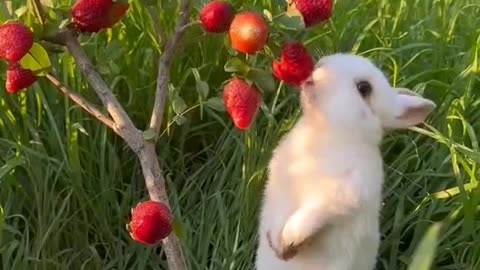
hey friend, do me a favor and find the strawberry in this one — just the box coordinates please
[105,2,130,29]
[0,22,34,62]
[229,12,269,54]
[6,63,38,94]
[290,0,333,28]
[223,78,262,130]
[72,0,129,33]
[200,1,235,33]
[273,42,314,87]
[128,201,173,245]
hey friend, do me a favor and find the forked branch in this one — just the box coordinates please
[40,1,193,269]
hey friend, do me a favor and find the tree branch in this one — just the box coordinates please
[63,31,142,146]
[149,0,192,136]
[42,5,191,269]
[45,73,117,132]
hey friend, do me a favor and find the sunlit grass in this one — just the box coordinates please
[0,0,479,269]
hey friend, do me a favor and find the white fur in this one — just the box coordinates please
[255,54,436,270]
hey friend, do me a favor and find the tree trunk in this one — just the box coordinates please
[137,142,188,270]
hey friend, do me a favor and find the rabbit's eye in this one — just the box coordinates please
[356,81,372,98]
[304,78,314,87]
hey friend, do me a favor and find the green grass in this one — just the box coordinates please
[1,0,479,269]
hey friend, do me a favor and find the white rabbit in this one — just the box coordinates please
[255,54,436,270]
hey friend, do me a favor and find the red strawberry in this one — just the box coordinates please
[0,22,34,62]
[200,1,235,33]
[290,0,333,28]
[6,63,38,94]
[128,201,173,245]
[229,12,269,54]
[72,0,129,33]
[223,78,262,130]
[105,2,130,28]
[273,42,314,87]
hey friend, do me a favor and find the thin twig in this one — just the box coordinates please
[45,73,117,132]
[149,0,192,136]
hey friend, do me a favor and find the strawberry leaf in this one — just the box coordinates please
[19,42,51,76]
[224,57,250,75]
[247,68,275,93]
[143,129,157,141]
[172,94,187,115]
[191,68,209,99]
[205,97,226,112]
[196,80,209,99]
[277,11,305,31]
[173,115,187,126]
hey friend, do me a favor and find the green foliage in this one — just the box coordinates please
[0,0,480,269]
[19,42,51,76]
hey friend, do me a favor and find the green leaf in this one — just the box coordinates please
[263,9,273,22]
[14,6,28,17]
[0,157,24,182]
[19,42,51,76]
[191,68,201,81]
[0,205,4,244]
[247,68,276,93]
[205,97,226,112]
[172,94,187,115]
[72,122,89,136]
[277,10,305,30]
[407,223,442,270]
[224,57,250,75]
[196,80,209,99]
[173,115,187,126]
[191,68,209,99]
[142,129,157,141]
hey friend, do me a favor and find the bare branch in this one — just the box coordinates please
[63,31,142,145]
[149,0,192,136]
[45,73,117,132]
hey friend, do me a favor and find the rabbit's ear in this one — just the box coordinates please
[382,88,436,129]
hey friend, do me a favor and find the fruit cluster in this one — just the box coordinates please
[0,0,129,95]
[199,0,333,130]
[0,22,37,93]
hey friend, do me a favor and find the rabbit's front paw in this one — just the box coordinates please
[266,227,313,261]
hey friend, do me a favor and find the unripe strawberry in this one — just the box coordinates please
[128,201,173,245]
[290,0,333,28]
[0,22,34,62]
[6,63,38,94]
[72,0,129,33]
[273,42,314,87]
[200,1,235,33]
[229,12,269,54]
[223,78,262,130]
